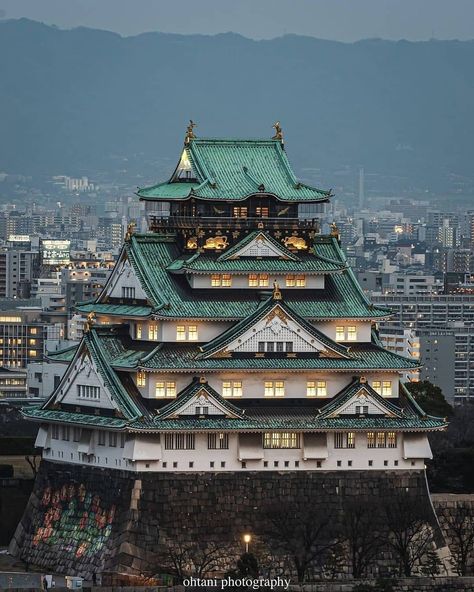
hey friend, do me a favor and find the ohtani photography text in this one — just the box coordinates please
[182,576,292,590]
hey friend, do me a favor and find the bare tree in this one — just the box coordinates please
[383,491,436,577]
[341,498,384,578]
[262,501,335,582]
[159,539,232,581]
[191,541,232,578]
[442,503,474,576]
[25,454,40,477]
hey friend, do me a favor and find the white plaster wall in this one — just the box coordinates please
[41,426,425,473]
[135,372,399,400]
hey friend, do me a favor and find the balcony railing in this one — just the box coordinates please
[148,215,320,232]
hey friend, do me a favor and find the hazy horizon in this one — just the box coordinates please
[0,0,473,42]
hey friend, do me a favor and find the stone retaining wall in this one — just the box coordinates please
[9,461,444,579]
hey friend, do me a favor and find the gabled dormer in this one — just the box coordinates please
[318,378,404,419]
[198,287,351,359]
[156,378,246,420]
[218,231,300,261]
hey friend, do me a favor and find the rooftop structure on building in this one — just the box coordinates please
[24,124,446,473]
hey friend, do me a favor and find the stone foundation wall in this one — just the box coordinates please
[10,461,443,579]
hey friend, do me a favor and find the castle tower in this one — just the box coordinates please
[12,125,446,577]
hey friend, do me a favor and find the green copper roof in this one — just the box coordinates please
[75,303,153,318]
[128,414,446,432]
[167,236,346,275]
[111,233,390,320]
[137,138,330,203]
[46,345,78,363]
[198,297,351,359]
[107,342,420,373]
[22,406,128,428]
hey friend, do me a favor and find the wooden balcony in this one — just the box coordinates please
[148,215,320,233]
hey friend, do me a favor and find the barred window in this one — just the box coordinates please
[372,381,382,395]
[109,432,117,447]
[122,286,136,299]
[51,424,59,440]
[382,381,392,397]
[61,426,70,441]
[377,432,386,448]
[73,427,81,442]
[221,274,232,287]
[387,432,397,448]
[176,326,186,341]
[188,325,198,341]
[120,433,126,448]
[286,274,296,287]
[98,431,106,446]
[164,433,195,450]
[335,326,345,341]
[208,433,229,449]
[367,432,376,448]
[77,384,100,400]
[263,432,300,449]
[295,274,306,287]
[211,274,221,287]
[334,432,355,449]
[307,380,327,397]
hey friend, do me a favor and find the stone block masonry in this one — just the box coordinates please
[10,461,442,579]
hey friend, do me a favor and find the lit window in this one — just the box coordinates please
[29,350,37,357]
[286,275,296,287]
[155,381,176,398]
[208,433,229,449]
[248,274,258,287]
[387,432,397,448]
[263,432,300,449]
[259,274,269,287]
[30,327,38,335]
[149,324,158,340]
[211,274,221,287]
[188,325,198,341]
[255,207,269,217]
[233,207,248,218]
[307,382,316,397]
[264,380,285,397]
[296,275,306,287]
[317,381,327,396]
[367,432,376,448]
[29,339,36,345]
[347,326,357,341]
[176,326,186,341]
[136,324,142,339]
[222,381,242,397]
[221,274,232,287]
[372,381,382,395]
[248,273,269,287]
[334,432,355,449]
[376,432,386,448]
[382,381,392,397]
[335,326,345,341]
[137,371,146,387]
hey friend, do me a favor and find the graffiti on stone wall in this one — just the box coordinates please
[32,482,116,559]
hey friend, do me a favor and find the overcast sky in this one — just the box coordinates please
[0,0,473,41]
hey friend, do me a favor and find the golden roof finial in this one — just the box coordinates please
[272,280,282,300]
[272,121,283,141]
[125,221,136,242]
[330,221,340,238]
[185,120,197,145]
[84,312,96,333]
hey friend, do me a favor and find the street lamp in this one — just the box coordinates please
[243,533,252,554]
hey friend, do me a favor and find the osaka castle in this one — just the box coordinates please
[24,123,446,473]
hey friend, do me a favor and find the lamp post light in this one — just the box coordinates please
[243,533,252,554]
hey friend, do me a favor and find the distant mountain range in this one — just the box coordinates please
[1,18,474,189]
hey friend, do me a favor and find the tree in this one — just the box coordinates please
[341,498,384,578]
[160,540,232,581]
[383,491,437,577]
[262,501,335,582]
[441,504,474,576]
[405,380,453,418]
